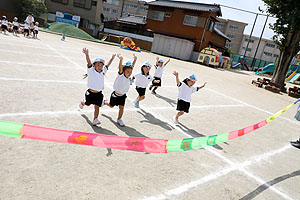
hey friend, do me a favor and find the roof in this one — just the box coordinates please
[146,0,222,16]
[117,15,147,25]
[213,27,231,41]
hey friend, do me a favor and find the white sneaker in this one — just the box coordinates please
[93,118,101,126]
[173,116,179,125]
[79,100,84,109]
[101,98,106,107]
[117,118,125,127]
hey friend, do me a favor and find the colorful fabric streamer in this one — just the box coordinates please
[0,99,299,153]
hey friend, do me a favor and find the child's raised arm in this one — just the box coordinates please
[82,48,92,67]
[106,54,116,68]
[173,71,180,86]
[165,59,170,66]
[156,57,159,65]
[197,82,207,90]
[117,54,123,74]
[132,54,137,66]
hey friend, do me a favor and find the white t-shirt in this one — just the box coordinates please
[26,16,34,24]
[34,25,38,31]
[13,21,19,26]
[2,20,8,26]
[24,23,29,29]
[113,73,131,95]
[154,64,165,78]
[133,73,153,88]
[87,65,107,92]
[178,82,198,102]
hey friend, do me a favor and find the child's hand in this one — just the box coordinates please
[111,54,116,59]
[173,71,179,77]
[156,57,159,61]
[203,82,207,86]
[117,54,123,60]
[133,54,137,60]
[154,80,160,83]
[82,48,89,55]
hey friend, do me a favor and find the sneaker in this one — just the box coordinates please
[92,118,101,126]
[133,99,139,108]
[101,98,106,107]
[149,85,153,90]
[152,90,157,95]
[79,100,84,109]
[173,116,179,125]
[117,118,125,127]
[290,139,300,149]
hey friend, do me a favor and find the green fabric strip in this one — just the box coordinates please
[0,121,23,138]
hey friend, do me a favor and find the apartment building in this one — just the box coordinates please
[215,18,247,54]
[45,0,104,28]
[239,35,280,63]
[102,0,148,21]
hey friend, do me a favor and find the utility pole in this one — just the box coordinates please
[251,15,269,70]
[243,13,258,59]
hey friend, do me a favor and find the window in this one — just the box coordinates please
[245,38,254,43]
[264,52,272,56]
[104,0,120,6]
[103,7,110,13]
[266,43,275,48]
[242,47,252,52]
[227,34,235,40]
[229,25,238,31]
[74,0,91,9]
[215,22,225,29]
[183,15,198,27]
[225,43,232,48]
[110,9,118,15]
[125,3,138,10]
[150,11,164,21]
[274,54,279,57]
[91,1,97,6]
[206,19,214,31]
[51,0,68,5]
[165,12,171,18]
[140,6,148,11]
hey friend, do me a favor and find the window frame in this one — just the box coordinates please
[183,15,198,27]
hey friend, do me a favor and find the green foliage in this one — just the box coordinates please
[17,0,47,20]
[262,0,300,48]
[222,48,231,57]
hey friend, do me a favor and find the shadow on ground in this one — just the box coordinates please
[138,108,174,131]
[239,169,300,200]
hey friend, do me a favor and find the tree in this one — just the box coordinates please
[262,0,300,91]
[17,0,47,20]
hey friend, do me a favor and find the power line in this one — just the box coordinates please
[220,4,277,19]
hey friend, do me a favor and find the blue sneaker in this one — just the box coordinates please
[133,99,139,108]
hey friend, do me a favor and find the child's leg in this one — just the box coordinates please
[104,100,114,108]
[137,95,145,102]
[118,105,124,120]
[176,111,184,120]
[94,105,100,119]
[152,86,158,93]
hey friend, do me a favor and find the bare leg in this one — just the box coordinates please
[176,111,184,120]
[94,105,100,119]
[137,96,145,102]
[104,100,114,108]
[118,105,124,120]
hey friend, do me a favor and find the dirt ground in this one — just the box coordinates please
[0,31,299,200]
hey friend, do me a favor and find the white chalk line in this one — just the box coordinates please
[205,88,300,127]
[0,77,86,84]
[0,49,83,60]
[0,60,80,70]
[141,145,293,200]
[0,104,245,118]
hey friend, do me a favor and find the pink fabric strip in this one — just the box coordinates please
[21,125,167,153]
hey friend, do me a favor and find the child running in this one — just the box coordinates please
[79,48,116,126]
[149,57,170,94]
[132,61,159,108]
[173,71,207,124]
[12,17,19,36]
[1,16,8,34]
[33,22,39,39]
[23,20,29,37]
[104,54,137,127]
